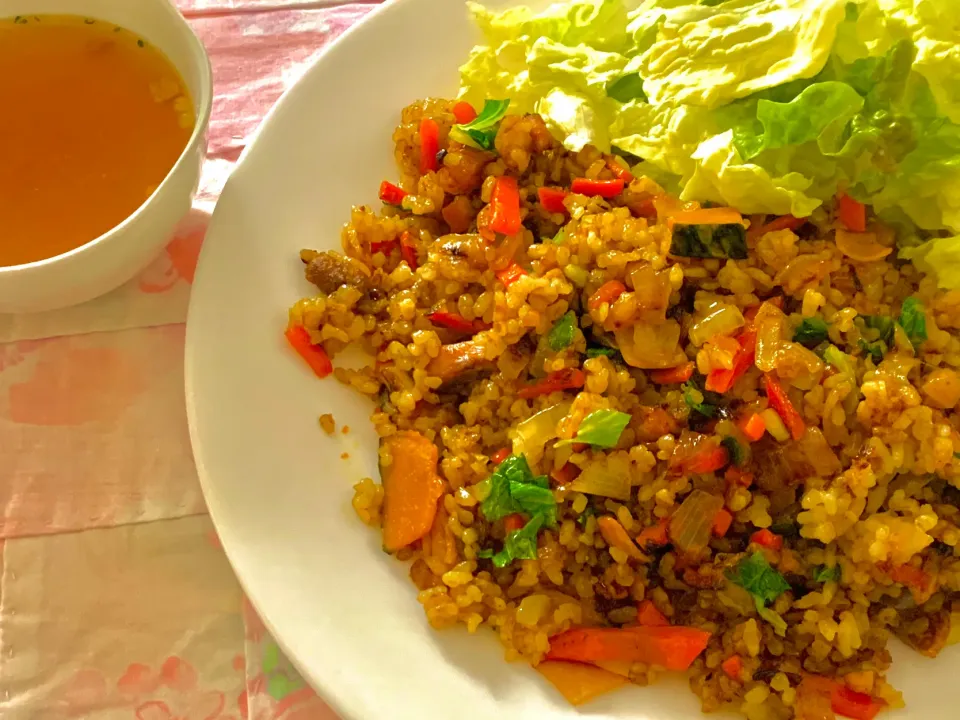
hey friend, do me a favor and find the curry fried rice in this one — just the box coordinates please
[286,97,960,719]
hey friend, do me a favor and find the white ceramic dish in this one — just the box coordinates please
[185,0,958,718]
[0,0,211,314]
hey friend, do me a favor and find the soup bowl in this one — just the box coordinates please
[0,0,212,314]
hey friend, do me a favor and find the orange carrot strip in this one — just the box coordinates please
[637,600,669,627]
[650,361,695,385]
[284,325,333,379]
[546,626,711,671]
[381,431,444,551]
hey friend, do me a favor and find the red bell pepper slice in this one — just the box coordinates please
[284,325,333,379]
[490,448,511,465]
[705,328,757,394]
[605,156,634,183]
[496,261,526,288]
[837,193,867,233]
[452,101,477,124]
[588,280,627,310]
[764,374,806,440]
[538,186,569,215]
[488,176,522,235]
[419,117,440,174]
[683,444,729,474]
[427,311,488,334]
[712,508,733,537]
[379,180,408,206]
[571,177,625,198]
[517,368,586,399]
[400,231,418,270]
[750,528,783,551]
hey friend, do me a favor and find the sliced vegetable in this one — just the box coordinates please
[721,654,743,681]
[597,515,644,560]
[669,490,725,553]
[636,518,669,548]
[637,600,669,627]
[823,345,856,379]
[746,215,806,242]
[488,176,521,235]
[451,100,477,125]
[378,180,408,206]
[491,448,510,465]
[370,238,399,255]
[548,311,577,352]
[650,362,695,385]
[705,328,756,393]
[517,368,586,399]
[380,431,444,551]
[571,178,624,198]
[760,408,790,443]
[793,317,829,347]
[588,280,627,310]
[538,186,569,214]
[802,676,887,720]
[727,552,791,623]
[491,515,543,567]
[837,194,867,233]
[764,374,805,440]
[428,311,488,334]
[670,208,744,227]
[605,156,634,183]
[546,626,711,671]
[813,564,841,583]
[419,117,440,174]
[480,454,556,527]
[512,401,572,460]
[712,508,733,538]
[739,413,766,442]
[571,457,631,501]
[750,529,783,551]
[497,261,526,288]
[671,222,748,260]
[835,229,892,262]
[400,231,418,270]
[899,296,927,347]
[536,661,627,707]
[450,98,510,151]
[568,409,631,449]
[689,304,746,347]
[550,462,580,486]
[285,325,334,379]
[860,314,895,344]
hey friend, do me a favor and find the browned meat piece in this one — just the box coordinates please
[427,341,492,382]
[631,406,681,443]
[896,608,951,658]
[304,251,369,294]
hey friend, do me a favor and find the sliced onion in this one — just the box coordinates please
[628,264,671,313]
[688,303,745,347]
[754,302,788,372]
[799,427,841,476]
[512,401,572,462]
[571,454,631,501]
[669,490,724,554]
[835,229,893,262]
[615,319,686,369]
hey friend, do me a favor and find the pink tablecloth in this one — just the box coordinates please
[0,3,379,718]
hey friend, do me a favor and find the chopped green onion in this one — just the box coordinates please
[899,296,927,347]
[606,72,647,103]
[792,317,828,347]
[450,99,510,151]
[552,227,568,244]
[547,311,577,352]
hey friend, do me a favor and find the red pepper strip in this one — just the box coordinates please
[517,368,586,399]
[546,625,711,672]
[503,513,526,533]
[636,518,669,548]
[550,462,580,485]
[750,528,783,551]
[588,280,627,310]
[637,600,669,627]
[378,180,408,206]
[491,448,510,465]
[684,444,729,474]
[496,261,526,288]
[832,686,886,720]
[400,231,418,269]
[428,311,488,334]
[419,117,440,174]
[452,101,477,124]
[764,374,806,440]
[605,156,634,183]
[488,176,522,235]
[738,412,766,442]
[721,655,743,681]
[571,177,625,198]
[538,186,569,214]
[284,325,333,379]
[837,193,867,233]
[746,214,806,242]
[712,508,733,537]
[370,239,399,255]
[705,329,757,394]
[649,362,695,385]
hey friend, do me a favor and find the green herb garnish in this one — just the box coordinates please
[813,564,841,583]
[728,551,791,620]
[480,454,556,525]
[606,73,647,103]
[793,317,828,347]
[548,311,577,352]
[899,296,927,347]
[721,436,745,466]
[450,99,510,151]
[492,515,544,567]
[670,223,748,260]
[567,409,631,449]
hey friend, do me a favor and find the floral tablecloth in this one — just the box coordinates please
[0,2,378,717]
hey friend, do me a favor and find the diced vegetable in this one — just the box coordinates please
[491,448,510,465]
[761,408,790,442]
[793,317,829,347]
[650,362,695,385]
[491,515,544,567]
[537,661,627,707]
[548,311,577,351]
[860,314,895,344]
[637,518,669,548]
[671,222,748,260]
[488,176,521,235]
[480,454,556,528]
[802,675,887,720]
[571,456,631,501]
[551,462,580,486]
[605,156,634,183]
[450,98,510,150]
[721,655,743,681]
[837,193,867,233]
[689,304,746,347]
[720,436,745,467]
[370,238,399,255]
[571,177,625,198]
[616,320,686,369]
[746,214,806,242]
[669,490,725,553]
[518,368,586,399]
[705,328,756,393]
[512,402,572,460]
[899,296,927,347]
[588,280,627,310]
[451,100,477,125]
[727,552,791,630]
[538,186,569,214]
[568,409,631,449]
[497,261,526,288]
[597,515,644,560]
[750,528,783,551]
[428,311,488,334]
[712,508,733,538]
[764,374,805,440]
[400,231,418,269]
[380,431,444,551]
[546,626,711,671]
[378,180,408,206]
[813,564,841,583]
[637,600,669,627]
[284,325,333,379]
[739,413,766,442]
[835,229,892,262]
[606,72,647,103]
[419,117,440,174]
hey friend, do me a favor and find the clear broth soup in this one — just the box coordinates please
[0,15,195,267]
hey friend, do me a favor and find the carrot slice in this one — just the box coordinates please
[837,193,867,233]
[747,215,806,242]
[496,261,527,288]
[571,178,624,198]
[588,280,627,310]
[721,654,743,681]
[488,176,521,235]
[504,513,526,533]
[738,412,766,442]
[546,626,711,671]
[650,362,695,385]
[705,329,756,394]
[517,368,586,399]
[491,448,510,465]
[750,528,783,551]
[284,325,333,379]
[419,118,440,174]
[380,431,444,552]
[712,508,733,537]
[537,661,627,707]
[636,518,669,548]
[637,600,669,627]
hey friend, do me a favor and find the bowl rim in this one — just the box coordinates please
[0,1,214,276]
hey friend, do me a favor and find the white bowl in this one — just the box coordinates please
[0,0,211,313]
[185,0,958,718]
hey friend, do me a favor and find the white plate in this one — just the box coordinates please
[185,0,958,717]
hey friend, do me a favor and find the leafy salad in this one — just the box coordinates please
[458,0,960,286]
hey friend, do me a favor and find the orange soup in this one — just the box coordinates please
[0,15,194,267]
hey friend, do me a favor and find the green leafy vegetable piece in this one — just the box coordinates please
[450,98,511,150]
[670,223,748,260]
[586,347,618,359]
[721,436,745,466]
[492,515,544,567]
[793,317,828,347]
[683,380,717,418]
[813,564,841,583]
[548,311,577,351]
[858,338,887,363]
[510,480,557,528]
[729,551,791,606]
[823,344,856,378]
[861,315,895,344]
[607,72,647,103]
[569,409,631,449]
[898,296,927,346]
[480,454,555,524]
